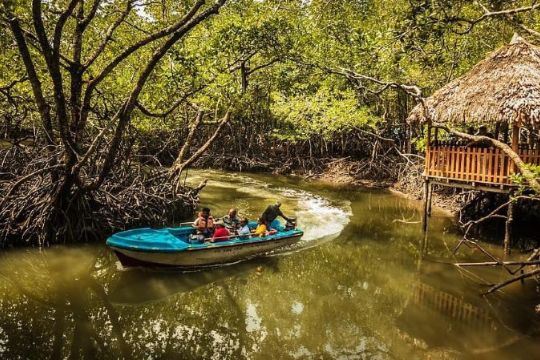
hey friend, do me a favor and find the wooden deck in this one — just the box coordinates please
[425,144,540,187]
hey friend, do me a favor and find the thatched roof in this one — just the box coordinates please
[408,34,540,129]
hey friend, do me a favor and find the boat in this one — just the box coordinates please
[106,221,303,268]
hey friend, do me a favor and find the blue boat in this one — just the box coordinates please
[107,221,303,268]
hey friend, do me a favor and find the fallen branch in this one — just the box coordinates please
[456,260,540,267]
[483,268,540,294]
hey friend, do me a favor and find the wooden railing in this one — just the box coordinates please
[425,146,540,185]
[412,282,496,329]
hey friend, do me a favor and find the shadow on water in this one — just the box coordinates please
[108,257,279,305]
[0,246,132,359]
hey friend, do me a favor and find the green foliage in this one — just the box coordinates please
[412,136,427,152]
[2,0,539,149]
[271,86,379,141]
[512,163,540,186]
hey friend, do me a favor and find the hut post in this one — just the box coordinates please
[505,116,518,256]
[511,124,519,152]
[425,123,431,177]
[427,180,433,216]
[406,124,412,154]
[504,197,515,256]
[426,123,432,148]
[422,123,432,233]
[502,122,509,144]
[422,179,431,233]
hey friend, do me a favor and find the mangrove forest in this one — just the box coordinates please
[1,0,540,359]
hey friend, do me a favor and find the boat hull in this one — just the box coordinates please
[110,233,302,268]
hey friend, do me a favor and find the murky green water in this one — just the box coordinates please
[0,170,539,359]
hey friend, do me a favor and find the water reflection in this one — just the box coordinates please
[0,247,129,359]
[0,171,538,359]
[109,258,274,305]
[397,260,540,359]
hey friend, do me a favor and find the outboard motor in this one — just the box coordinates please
[285,217,297,231]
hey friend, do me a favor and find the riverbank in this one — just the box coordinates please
[193,154,465,216]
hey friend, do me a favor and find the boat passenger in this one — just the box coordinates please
[261,202,291,228]
[212,220,230,242]
[237,218,251,239]
[252,218,267,237]
[193,207,214,238]
[223,208,240,230]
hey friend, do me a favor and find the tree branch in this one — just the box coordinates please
[174,110,204,166]
[78,0,207,135]
[87,0,228,190]
[52,0,80,57]
[83,0,134,69]
[3,5,55,146]
[483,268,540,294]
[455,1,540,35]
[32,0,77,158]
[170,110,230,181]
[80,0,102,28]
[135,85,207,118]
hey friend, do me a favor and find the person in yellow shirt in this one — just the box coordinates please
[252,218,267,237]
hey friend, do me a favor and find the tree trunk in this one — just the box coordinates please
[169,111,231,182]
[174,111,204,167]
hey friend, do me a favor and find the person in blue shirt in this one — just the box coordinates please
[237,218,251,239]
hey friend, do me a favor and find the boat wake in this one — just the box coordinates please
[188,170,352,254]
[292,193,352,242]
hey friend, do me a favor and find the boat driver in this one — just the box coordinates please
[261,202,291,231]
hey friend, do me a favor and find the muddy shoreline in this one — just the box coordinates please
[193,155,461,217]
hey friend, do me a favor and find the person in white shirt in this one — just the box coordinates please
[237,218,251,239]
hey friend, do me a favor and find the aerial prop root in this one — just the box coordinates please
[0,147,199,246]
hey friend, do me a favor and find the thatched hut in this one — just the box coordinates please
[408,34,540,190]
[409,33,540,133]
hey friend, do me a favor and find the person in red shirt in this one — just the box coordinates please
[211,220,230,242]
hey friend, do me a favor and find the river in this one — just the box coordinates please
[0,170,538,359]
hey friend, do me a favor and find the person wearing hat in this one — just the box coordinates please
[211,219,230,242]
[261,202,290,231]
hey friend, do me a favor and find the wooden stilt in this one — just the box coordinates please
[422,179,430,233]
[427,182,433,217]
[504,198,515,256]
[421,225,430,258]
